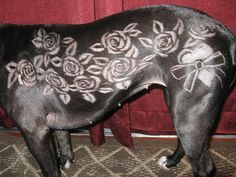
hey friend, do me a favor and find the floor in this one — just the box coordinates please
[0,132,235,177]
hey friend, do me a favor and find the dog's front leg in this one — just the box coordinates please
[159,90,185,169]
[18,121,60,177]
[55,130,74,169]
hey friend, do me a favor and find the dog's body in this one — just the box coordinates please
[0,5,235,177]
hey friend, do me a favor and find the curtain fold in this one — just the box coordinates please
[0,108,14,128]
[89,124,105,146]
[108,104,134,147]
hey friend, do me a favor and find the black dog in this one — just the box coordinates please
[0,4,235,177]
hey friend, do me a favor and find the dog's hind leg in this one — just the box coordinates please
[158,138,185,169]
[176,127,216,177]
[55,130,74,170]
[168,91,219,177]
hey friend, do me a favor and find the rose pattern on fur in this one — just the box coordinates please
[139,18,184,57]
[184,23,215,47]
[45,69,69,93]
[70,75,101,103]
[101,31,132,54]
[44,69,71,104]
[5,59,37,89]
[42,33,60,55]
[153,31,178,56]
[32,28,61,55]
[188,23,215,40]
[90,23,141,58]
[32,28,78,67]
[63,56,84,77]
[101,54,156,90]
[72,76,101,93]
[17,60,37,87]
[5,18,224,103]
[6,25,144,104]
[103,58,137,89]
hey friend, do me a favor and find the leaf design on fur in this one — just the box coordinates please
[138,62,152,70]
[62,37,75,44]
[43,54,51,67]
[90,43,105,52]
[50,56,63,67]
[68,84,78,92]
[153,20,164,34]
[82,93,96,103]
[86,65,103,75]
[93,57,109,66]
[33,55,44,68]
[32,37,43,48]
[79,53,94,65]
[5,62,18,88]
[173,18,184,35]
[128,30,142,37]
[140,54,157,62]
[37,28,46,37]
[98,87,114,93]
[65,42,77,56]
[7,72,18,89]
[59,93,71,105]
[123,23,141,37]
[138,37,153,48]
[125,45,139,58]
[124,23,138,33]
[5,61,17,72]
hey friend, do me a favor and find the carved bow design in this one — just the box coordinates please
[170,51,226,92]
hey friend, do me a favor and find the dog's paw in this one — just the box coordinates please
[60,154,73,170]
[158,156,170,170]
[63,159,71,170]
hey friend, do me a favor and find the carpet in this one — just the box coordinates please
[0,133,235,177]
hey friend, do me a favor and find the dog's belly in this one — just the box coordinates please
[45,79,166,130]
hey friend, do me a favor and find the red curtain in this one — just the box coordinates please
[0,0,236,147]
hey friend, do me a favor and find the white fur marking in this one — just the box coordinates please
[158,156,169,171]
[64,160,71,170]
[198,69,214,87]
